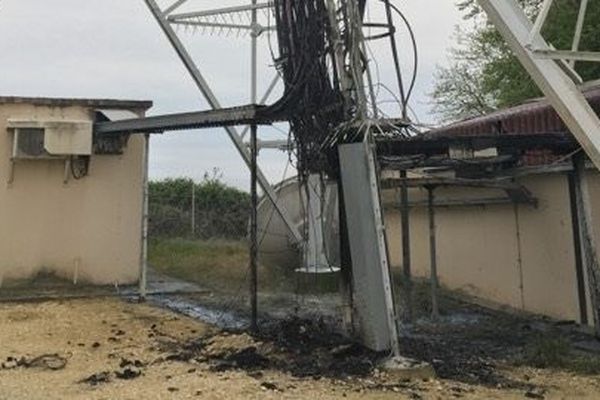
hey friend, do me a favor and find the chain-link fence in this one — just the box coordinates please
[147,173,344,326]
[149,174,250,240]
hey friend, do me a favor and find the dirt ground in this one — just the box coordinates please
[0,298,599,400]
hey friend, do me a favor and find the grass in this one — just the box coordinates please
[148,238,293,294]
[521,335,600,375]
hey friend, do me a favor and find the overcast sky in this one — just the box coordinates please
[0,0,462,189]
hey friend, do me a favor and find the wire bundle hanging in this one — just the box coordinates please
[258,0,420,178]
[263,0,348,178]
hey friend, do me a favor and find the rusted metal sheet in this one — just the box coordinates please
[430,87,600,137]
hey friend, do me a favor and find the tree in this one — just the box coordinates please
[431,0,600,122]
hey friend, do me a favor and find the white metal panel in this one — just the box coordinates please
[96,109,139,121]
[44,121,92,156]
[339,141,399,353]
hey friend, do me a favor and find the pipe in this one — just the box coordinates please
[250,124,259,332]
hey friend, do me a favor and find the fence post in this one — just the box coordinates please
[191,180,196,238]
[426,185,440,321]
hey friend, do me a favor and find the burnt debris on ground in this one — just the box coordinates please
[155,291,600,393]
[1,354,68,371]
[398,301,600,389]
[79,358,145,386]
[160,316,382,380]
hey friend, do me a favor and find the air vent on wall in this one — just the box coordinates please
[14,128,48,158]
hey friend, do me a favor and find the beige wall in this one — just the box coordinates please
[383,171,599,324]
[0,102,145,286]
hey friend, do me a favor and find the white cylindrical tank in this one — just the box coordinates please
[257,177,340,271]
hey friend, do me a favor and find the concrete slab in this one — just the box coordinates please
[381,356,436,380]
[0,268,208,302]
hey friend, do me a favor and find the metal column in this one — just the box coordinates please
[250,124,259,332]
[426,186,439,321]
[400,170,412,322]
[139,134,150,301]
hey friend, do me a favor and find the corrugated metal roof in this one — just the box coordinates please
[429,86,600,137]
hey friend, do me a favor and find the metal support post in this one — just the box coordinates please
[568,168,589,325]
[426,186,439,321]
[250,124,259,332]
[400,170,412,322]
[241,74,280,140]
[251,0,258,105]
[144,0,302,245]
[573,153,600,333]
[338,178,354,334]
[191,181,196,238]
[139,134,150,301]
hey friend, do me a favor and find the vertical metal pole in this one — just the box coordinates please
[139,134,150,301]
[568,169,589,325]
[249,0,259,332]
[427,186,439,321]
[191,181,196,238]
[338,179,354,333]
[250,124,259,332]
[251,0,258,105]
[400,170,412,322]
[573,153,600,334]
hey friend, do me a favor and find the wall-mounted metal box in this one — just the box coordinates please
[7,119,93,158]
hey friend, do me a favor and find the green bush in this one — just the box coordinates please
[149,172,250,240]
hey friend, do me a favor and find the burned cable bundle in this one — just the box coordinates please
[263,0,349,178]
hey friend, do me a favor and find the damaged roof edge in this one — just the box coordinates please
[0,96,153,111]
[429,86,600,138]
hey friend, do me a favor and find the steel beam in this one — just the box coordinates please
[144,0,302,244]
[478,0,600,169]
[170,21,255,31]
[163,0,188,16]
[532,49,600,63]
[94,105,274,134]
[168,2,272,21]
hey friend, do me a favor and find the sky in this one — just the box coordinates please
[0,0,462,189]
